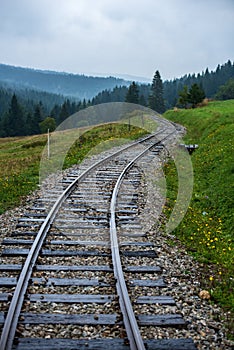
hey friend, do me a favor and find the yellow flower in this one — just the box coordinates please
[209,276,214,281]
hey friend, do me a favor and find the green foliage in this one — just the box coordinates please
[39,117,56,134]
[125,81,139,104]
[163,100,234,316]
[164,60,234,108]
[3,94,25,136]
[188,83,205,107]
[178,85,189,108]
[177,83,205,108]
[149,70,165,113]
[215,78,234,100]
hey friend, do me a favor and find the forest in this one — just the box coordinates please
[0,60,233,137]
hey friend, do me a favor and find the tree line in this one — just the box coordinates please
[0,94,90,137]
[0,60,233,137]
[90,60,234,109]
[0,71,165,137]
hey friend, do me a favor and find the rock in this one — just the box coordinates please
[199,290,211,300]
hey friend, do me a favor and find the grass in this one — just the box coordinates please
[0,134,47,214]
[163,100,234,335]
[0,122,148,214]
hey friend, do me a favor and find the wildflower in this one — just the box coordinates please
[209,276,214,281]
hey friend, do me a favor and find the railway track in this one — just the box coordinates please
[0,119,197,349]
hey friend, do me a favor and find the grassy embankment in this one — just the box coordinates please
[0,122,149,214]
[163,100,234,324]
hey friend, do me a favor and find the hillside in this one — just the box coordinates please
[0,63,128,100]
[164,100,234,315]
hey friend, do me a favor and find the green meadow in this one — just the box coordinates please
[163,100,234,332]
[0,122,147,214]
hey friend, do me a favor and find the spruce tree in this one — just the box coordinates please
[178,85,189,108]
[33,104,43,134]
[5,94,25,136]
[188,83,205,108]
[59,101,69,124]
[125,82,139,104]
[149,70,165,113]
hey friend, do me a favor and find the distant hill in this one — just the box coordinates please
[0,64,129,100]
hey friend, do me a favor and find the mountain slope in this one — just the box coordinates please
[0,64,129,100]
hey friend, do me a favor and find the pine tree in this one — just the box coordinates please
[125,82,139,104]
[33,104,43,134]
[59,101,69,124]
[25,112,35,135]
[139,94,147,106]
[5,94,25,136]
[82,99,87,109]
[188,83,205,108]
[149,71,165,113]
[177,85,189,108]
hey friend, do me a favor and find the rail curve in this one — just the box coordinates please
[0,118,196,350]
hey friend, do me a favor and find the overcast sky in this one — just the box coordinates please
[0,0,233,81]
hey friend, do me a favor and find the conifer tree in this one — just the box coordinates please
[125,82,139,104]
[59,101,70,124]
[149,70,165,113]
[33,104,43,134]
[188,83,205,108]
[178,85,189,108]
[5,94,25,136]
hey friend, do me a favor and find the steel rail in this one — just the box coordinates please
[0,122,172,350]
[109,131,175,350]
